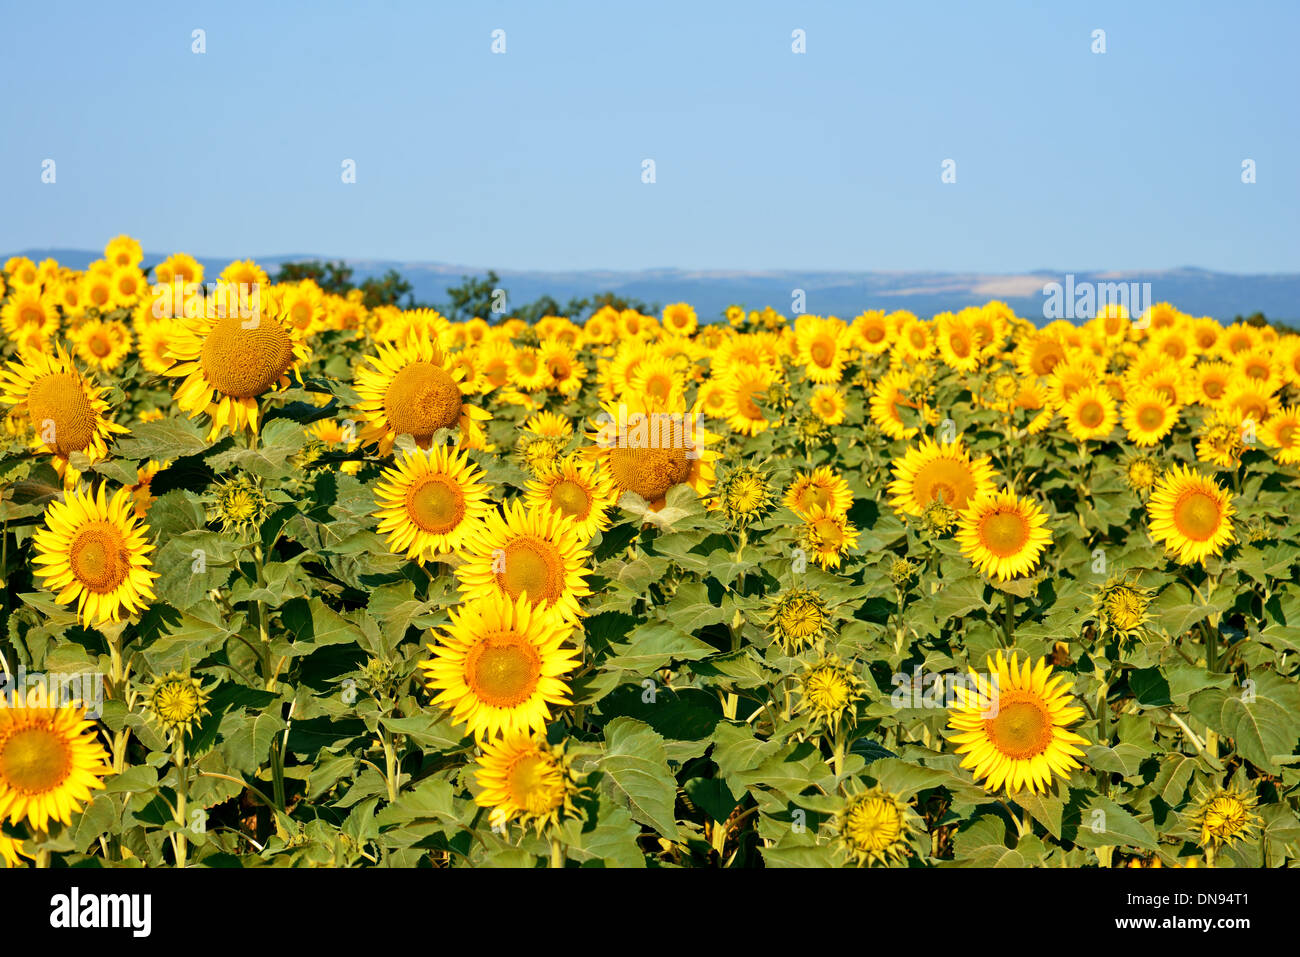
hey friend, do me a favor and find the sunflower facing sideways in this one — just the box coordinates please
[420,593,579,741]
[31,485,158,627]
[456,499,592,623]
[0,694,112,833]
[0,346,128,486]
[372,445,493,563]
[1146,464,1236,565]
[584,396,718,511]
[887,436,998,519]
[955,490,1052,581]
[353,335,491,454]
[783,466,853,520]
[473,731,582,834]
[524,454,617,542]
[165,296,309,440]
[947,651,1089,796]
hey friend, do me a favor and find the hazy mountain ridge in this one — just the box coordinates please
[9,250,1298,324]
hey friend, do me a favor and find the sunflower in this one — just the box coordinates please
[710,464,775,528]
[104,235,143,269]
[797,654,864,731]
[936,315,982,372]
[768,588,833,653]
[628,353,687,408]
[1122,453,1161,493]
[145,673,212,739]
[524,455,616,542]
[947,651,1088,795]
[474,732,581,833]
[955,491,1052,581]
[1062,384,1118,442]
[128,459,169,518]
[661,302,698,337]
[68,318,132,373]
[1195,412,1247,469]
[720,364,779,435]
[154,252,203,287]
[1260,406,1300,465]
[353,335,491,454]
[584,398,718,510]
[165,297,309,440]
[456,499,592,623]
[869,370,930,441]
[420,593,579,740]
[809,385,846,425]
[0,698,111,832]
[0,347,128,485]
[835,786,916,867]
[373,445,493,563]
[850,310,892,355]
[137,319,180,374]
[1146,464,1236,565]
[887,437,998,518]
[0,287,60,345]
[208,473,270,535]
[108,265,146,309]
[539,339,586,396]
[79,271,114,313]
[1121,386,1180,447]
[799,505,860,570]
[509,345,551,392]
[1093,575,1153,638]
[523,410,574,440]
[1186,783,1260,853]
[795,317,848,384]
[1222,381,1280,427]
[783,466,853,519]
[31,485,158,626]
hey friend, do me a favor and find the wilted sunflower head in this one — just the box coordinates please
[209,473,269,534]
[1187,784,1260,851]
[765,377,792,409]
[1094,575,1152,638]
[146,672,211,738]
[797,654,865,731]
[713,464,773,527]
[769,588,832,652]
[1196,416,1245,469]
[920,499,958,537]
[1124,454,1160,493]
[836,786,915,867]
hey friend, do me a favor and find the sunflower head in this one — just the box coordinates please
[145,673,211,738]
[797,655,865,732]
[768,588,832,653]
[518,434,567,475]
[474,732,584,835]
[712,464,774,528]
[920,500,959,538]
[835,786,915,867]
[1146,464,1236,566]
[0,700,111,832]
[1124,454,1160,493]
[795,412,830,442]
[889,557,918,589]
[1094,575,1152,638]
[209,473,270,535]
[1187,783,1260,852]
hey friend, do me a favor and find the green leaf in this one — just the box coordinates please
[597,717,681,840]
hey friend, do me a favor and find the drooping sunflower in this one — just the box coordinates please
[887,437,998,519]
[947,651,1088,796]
[798,505,860,570]
[1195,411,1247,469]
[1121,386,1180,447]
[955,491,1052,581]
[353,335,491,454]
[1062,384,1118,442]
[835,786,917,867]
[420,593,579,740]
[0,698,112,832]
[869,370,931,441]
[523,437,612,521]
[373,445,493,563]
[456,499,592,623]
[783,466,853,520]
[30,485,158,626]
[0,347,127,485]
[473,731,581,833]
[165,296,309,440]
[1146,464,1236,565]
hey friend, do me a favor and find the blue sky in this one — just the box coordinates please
[1,0,1296,273]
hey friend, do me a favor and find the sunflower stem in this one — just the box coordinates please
[1000,591,1015,647]
[172,734,189,868]
[380,726,400,803]
[550,837,566,868]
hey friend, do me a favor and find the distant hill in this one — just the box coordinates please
[9,250,1298,325]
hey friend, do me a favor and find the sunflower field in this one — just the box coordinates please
[2,237,1300,869]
